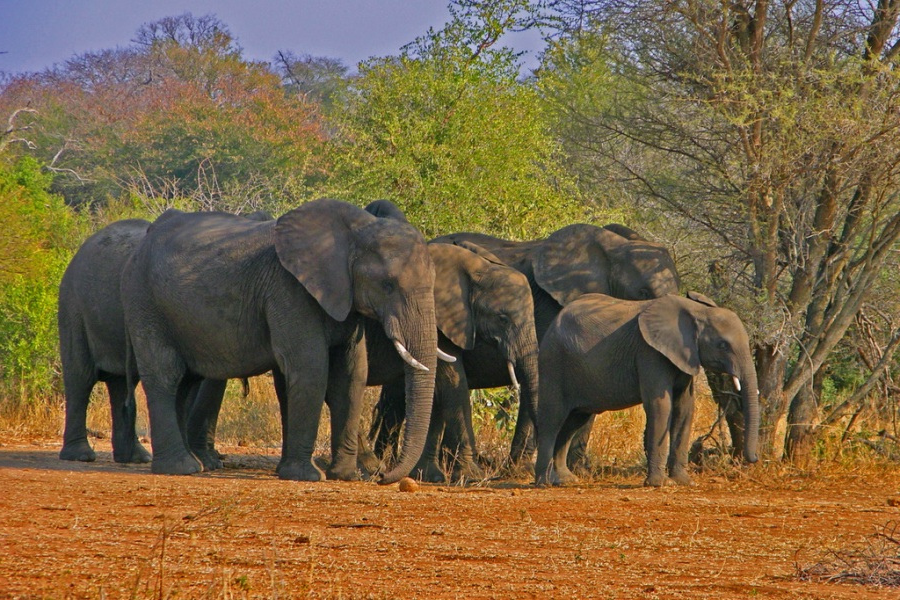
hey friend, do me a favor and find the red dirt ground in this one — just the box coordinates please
[2,438,899,599]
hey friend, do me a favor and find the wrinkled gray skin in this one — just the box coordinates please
[362,200,539,483]
[57,212,272,467]
[535,293,760,486]
[434,224,681,464]
[58,219,155,464]
[121,199,438,483]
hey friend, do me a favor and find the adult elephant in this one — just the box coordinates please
[434,223,681,463]
[365,241,538,483]
[58,218,154,464]
[534,293,760,486]
[121,199,438,483]
[57,212,272,466]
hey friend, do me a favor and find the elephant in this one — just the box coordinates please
[534,292,760,487]
[357,200,539,482]
[57,212,273,467]
[120,198,439,483]
[434,223,681,464]
[57,218,154,464]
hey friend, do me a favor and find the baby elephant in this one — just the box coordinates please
[535,293,759,486]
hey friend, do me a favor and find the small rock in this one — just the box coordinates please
[398,477,419,493]
[887,497,900,507]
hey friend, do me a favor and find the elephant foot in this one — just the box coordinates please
[668,469,694,486]
[151,452,203,475]
[643,473,676,487]
[192,448,224,471]
[450,460,485,484]
[555,467,580,486]
[412,460,447,484]
[278,458,325,482]
[113,439,152,464]
[326,463,360,481]
[59,440,96,462]
[357,449,381,478]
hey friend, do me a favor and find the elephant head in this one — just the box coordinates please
[533,224,681,306]
[275,199,438,483]
[638,294,760,463]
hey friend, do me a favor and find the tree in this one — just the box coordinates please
[328,0,580,238]
[539,1,900,460]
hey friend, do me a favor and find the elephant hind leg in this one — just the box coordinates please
[59,345,98,462]
[107,377,151,464]
[553,411,593,485]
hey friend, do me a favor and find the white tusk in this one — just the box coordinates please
[437,348,456,363]
[394,340,429,372]
[732,375,742,392]
[507,361,520,391]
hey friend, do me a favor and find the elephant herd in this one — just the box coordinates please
[57,198,760,487]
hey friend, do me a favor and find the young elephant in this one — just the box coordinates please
[535,293,760,487]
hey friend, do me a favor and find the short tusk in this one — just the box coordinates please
[732,375,742,392]
[437,348,456,363]
[394,340,429,372]
[507,361,520,391]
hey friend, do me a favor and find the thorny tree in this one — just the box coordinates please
[541,1,900,460]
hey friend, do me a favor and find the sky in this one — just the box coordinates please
[0,0,544,75]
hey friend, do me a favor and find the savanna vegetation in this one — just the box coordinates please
[1,0,898,473]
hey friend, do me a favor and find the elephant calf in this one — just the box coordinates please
[535,293,760,487]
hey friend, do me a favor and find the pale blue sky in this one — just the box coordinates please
[0,0,543,74]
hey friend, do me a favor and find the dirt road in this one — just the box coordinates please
[1,439,898,599]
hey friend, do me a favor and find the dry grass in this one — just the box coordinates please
[797,521,900,587]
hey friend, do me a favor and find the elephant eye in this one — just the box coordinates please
[382,280,396,294]
[718,340,730,351]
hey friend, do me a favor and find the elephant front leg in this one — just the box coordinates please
[642,388,674,487]
[435,361,483,484]
[666,381,696,486]
[325,341,367,481]
[185,379,228,471]
[278,358,327,482]
[143,373,203,475]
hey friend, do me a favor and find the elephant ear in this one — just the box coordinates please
[638,295,701,376]
[428,244,476,350]
[533,224,616,305]
[601,223,645,241]
[687,291,718,307]
[275,198,376,322]
[452,240,506,267]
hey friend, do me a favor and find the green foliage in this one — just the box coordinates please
[327,1,581,239]
[0,157,81,405]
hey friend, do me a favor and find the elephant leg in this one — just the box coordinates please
[508,412,535,469]
[435,361,482,484]
[325,341,367,481]
[186,379,227,471]
[143,363,203,475]
[108,376,150,464]
[272,369,289,476]
[643,388,674,487]
[565,415,597,474]
[59,360,98,462]
[552,411,593,486]
[667,382,696,485]
[370,380,404,461]
[278,355,328,481]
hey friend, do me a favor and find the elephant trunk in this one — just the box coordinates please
[738,358,760,464]
[379,292,438,485]
[508,329,540,464]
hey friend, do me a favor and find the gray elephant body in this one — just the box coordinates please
[121,199,438,483]
[535,294,760,486]
[58,219,154,464]
[365,241,538,482]
[434,224,681,463]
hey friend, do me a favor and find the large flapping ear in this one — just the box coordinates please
[638,295,701,376]
[533,224,619,305]
[428,244,476,350]
[687,291,718,307]
[275,198,376,322]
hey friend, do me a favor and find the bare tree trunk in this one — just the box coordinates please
[756,343,787,458]
[784,371,823,466]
